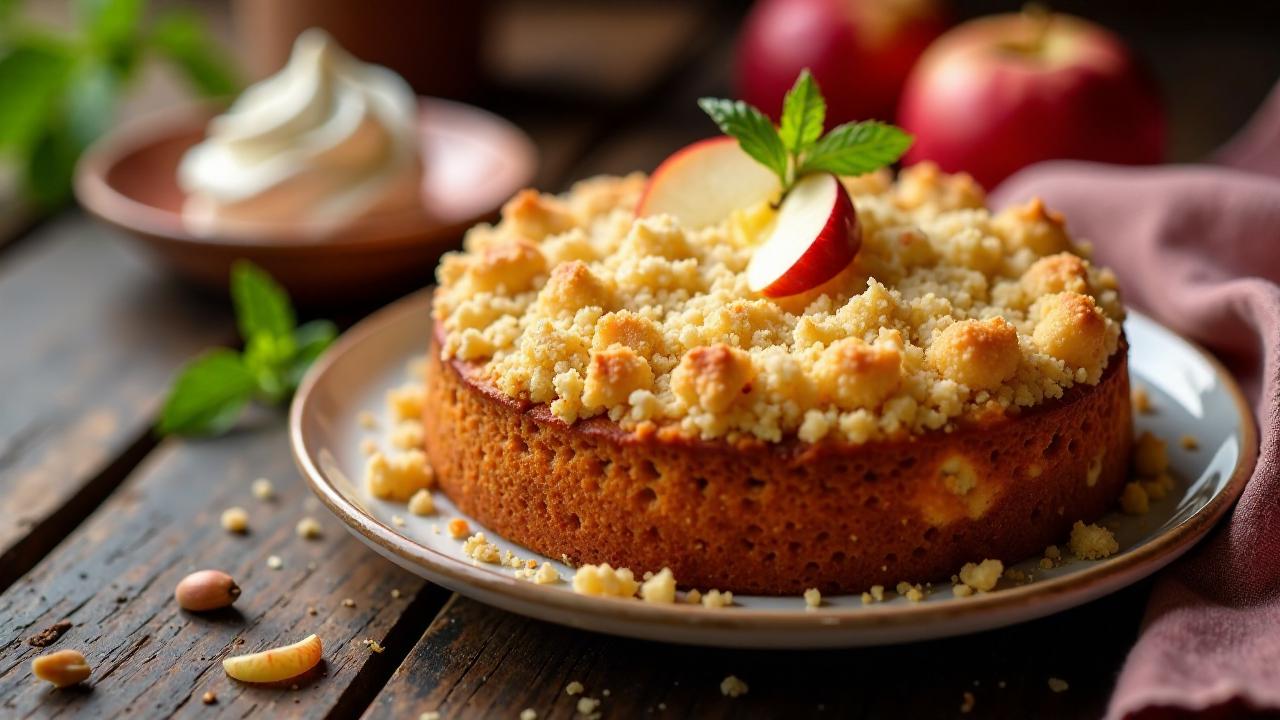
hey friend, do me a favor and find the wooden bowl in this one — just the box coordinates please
[74,98,537,306]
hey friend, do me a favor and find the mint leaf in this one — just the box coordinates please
[231,260,295,345]
[285,320,338,390]
[778,69,825,155]
[697,97,789,185]
[799,121,913,177]
[158,349,256,436]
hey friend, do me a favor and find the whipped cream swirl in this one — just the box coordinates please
[178,29,423,237]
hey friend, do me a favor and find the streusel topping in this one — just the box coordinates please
[433,163,1123,444]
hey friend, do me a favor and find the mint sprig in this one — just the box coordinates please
[698,69,913,194]
[158,261,336,436]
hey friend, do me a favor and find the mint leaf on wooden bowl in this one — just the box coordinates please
[158,261,336,437]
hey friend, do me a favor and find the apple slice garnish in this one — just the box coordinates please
[746,172,860,298]
[637,136,781,229]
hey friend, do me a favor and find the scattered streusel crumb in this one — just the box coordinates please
[1048,677,1069,693]
[641,568,677,603]
[577,697,601,716]
[1180,434,1199,451]
[1119,482,1150,515]
[221,507,249,533]
[462,533,501,563]
[958,559,1004,592]
[447,518,471,539]
[362,639,385,654]
[390,419,426,451]
[961,690,976,713]
[720,675,749,698]
[684,589,702,605]
[408,489,435,516]
[387,384,425,421]
[702,589,734,608]
[803,588,821,609]
[358,410,378,429]
[1069,521,1119,560]
[520,709,537,720]
[365,450,435,501]
[953,584,974,598]
[342,598,356,608]
[202,690,217,704]
[391,589,402,599]
[566,681,584,695]
[296,517,323,539]
[572,564,639,598]
[392,515,406,528]
[307,606,317,616]
[251,478,275,500]
[420,712,440,720]
[1131,386,1153,414]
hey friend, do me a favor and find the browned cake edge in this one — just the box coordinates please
[423,328,1132,596]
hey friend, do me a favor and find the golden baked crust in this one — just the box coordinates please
[425,322,1132,595]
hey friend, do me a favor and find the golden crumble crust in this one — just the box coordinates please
[432,167,1124,445]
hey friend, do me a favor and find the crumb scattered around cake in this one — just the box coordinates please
[1180,434,1199,451]
[961,691,976,713]
[221,507,249,533]
[387,384,425,422]
[566,681,584,695]
[953,584,974,597]
[1133,431,1169,476]
[803,588,821,609]
[702,589,734,608]
[408,489,435,516]
[251,478,275,500]
[520,709,537,720]
[720,675,749,698]
[640,568,676,603]
[1069,521,1118,560]
[296,517,322,539]
[1119,482,1150,515]
[1048,677,1069,693]
[958,559,1004,592]
[266,555,283,570]
[462,533,501,564]
[1131,386,1153,414]
[572,564,639,598]
[365,450,435,501]
[447,518,471,539]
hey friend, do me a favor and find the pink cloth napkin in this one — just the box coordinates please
[991,82,1280,719]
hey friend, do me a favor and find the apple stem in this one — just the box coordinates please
[1022,2,1053,54]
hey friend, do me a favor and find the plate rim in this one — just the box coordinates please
[289,289,1257,638]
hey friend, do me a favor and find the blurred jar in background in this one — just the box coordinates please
[233,0,489,98]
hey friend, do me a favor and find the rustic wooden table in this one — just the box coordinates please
[2,2,1276,718]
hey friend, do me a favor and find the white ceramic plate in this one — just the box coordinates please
[290,290,1256,648]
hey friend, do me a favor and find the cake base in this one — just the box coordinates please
[424,341,1131,595]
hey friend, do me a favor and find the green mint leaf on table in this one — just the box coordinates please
[159,263,336,437]
[231,259,296,343]
[778,69,825,155]
[799,121,914,177]
[158,349,257,436]
[698,69,912,196]
[697,97,790,186]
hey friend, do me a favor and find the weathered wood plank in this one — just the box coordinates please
[0,217,233,589]
[0,421,448,718]
[364,584,1147,720]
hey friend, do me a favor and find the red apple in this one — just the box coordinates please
[747,173,860,298]
[637,137,781,228]
[898,11,1166,189]
[737,0,948,125]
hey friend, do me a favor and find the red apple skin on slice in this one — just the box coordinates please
[637,137,781,229]
[747,173,860,298]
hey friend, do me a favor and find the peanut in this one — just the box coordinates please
[175,570,241,611]
[32,649,91,688]
[223,634,323,683]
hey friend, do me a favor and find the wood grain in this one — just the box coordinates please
[0,218,233,589]
[0,422,447,718]
[364,584,1148,720]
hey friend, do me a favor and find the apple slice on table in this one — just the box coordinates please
[637,137,781,229]
[747,172,860,298]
